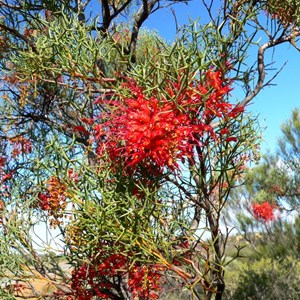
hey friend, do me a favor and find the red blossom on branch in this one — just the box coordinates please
[73,125,90,136]
[9,137,32,158]
[252,201,277,222]
[94,71,242,175]
[95,93,200,171]
[0,156,6,169]
[128,264,163,300]
[37,177,68,226]
[71,249,164,300]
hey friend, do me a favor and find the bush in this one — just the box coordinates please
[224,256,300,300]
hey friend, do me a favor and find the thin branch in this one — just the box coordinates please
[0,23,38,53]
[101,0,112,32]
[240,30,300,106]
[0,0,43,10]
[128,0,159,63]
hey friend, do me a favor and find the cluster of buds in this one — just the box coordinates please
[266,0,299,26]
[37,176,68,227]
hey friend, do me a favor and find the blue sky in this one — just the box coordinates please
[143,2,300,154]
[250,48,300,152]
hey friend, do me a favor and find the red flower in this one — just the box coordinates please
[220,128,230,135]
[38,192,51,210]
[0,156,6,168]
[73,125,89,136]
[70,248,163,300]
[252,202,276,222]
[81,117,94,125]
[94,70,241,175]
[95,81,204,173]
[227,105,244,118]
[9,137,32,158]
[94,70,238,175]
[128,264,163,300]
[225,136,237,143]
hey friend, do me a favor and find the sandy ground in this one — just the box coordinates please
[2,263,73,299]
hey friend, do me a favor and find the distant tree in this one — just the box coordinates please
[224,255,300,300]
[225,109,300,300]
[227,109,300,240]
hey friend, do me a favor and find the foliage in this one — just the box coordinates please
[227,108,300,239]
[266,0,300,26]
[225,109,300,299]
[223,216,300,299]
[224,256,300,300]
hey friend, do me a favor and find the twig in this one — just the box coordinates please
[0,23,38,53]
[240,30,300,106]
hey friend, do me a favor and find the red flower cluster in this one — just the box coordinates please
[0,156,6,169]
[94,71,242,174]
[128,264,163,300]
[71,262,116,299]
[95,89,197,172]
[71,249,163,300]
[9,136,32,158]
[73,125,90,136]
[252,202,276,222]
[37,177,68,226]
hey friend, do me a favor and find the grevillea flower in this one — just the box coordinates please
[95,93,202,172]
[128,264,163,300]
[37,177,68,227]
[252,202,276,222]
[70,248,164,300]
[94,70,241,175]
